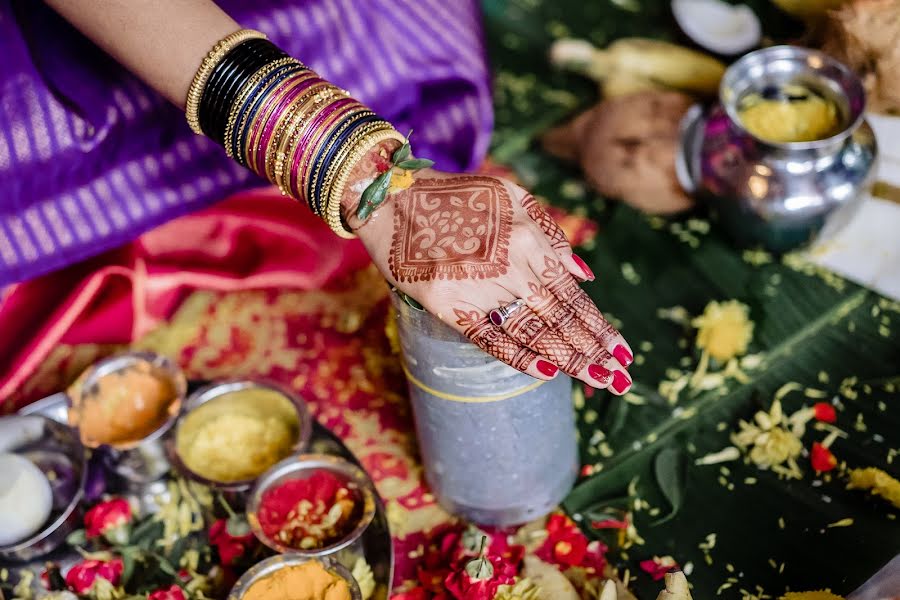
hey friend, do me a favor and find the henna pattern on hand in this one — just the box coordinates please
[505,309,589,374]
[522,194,569,251]
[454,308,535,371]
[390,176,513,283]
[528,256,618,359]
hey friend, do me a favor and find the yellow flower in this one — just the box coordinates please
[692,300,754,362]
[731,399,803,478]
[351,557,376,600]
[748,427,803,470]
[847,467,900,509]
[154,479,211,548]
[780,591,844,600]
[388,168,415,194]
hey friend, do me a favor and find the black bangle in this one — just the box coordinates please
[198,38,287,143]
[199,38,269,139]
[211,43,286,142]
[209,42,287,143]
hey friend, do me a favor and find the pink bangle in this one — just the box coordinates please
[252,77,320,177]
[289,98,358,202]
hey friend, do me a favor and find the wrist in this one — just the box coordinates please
[340,140,402,230]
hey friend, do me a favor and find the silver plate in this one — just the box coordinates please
[6,389,394,600]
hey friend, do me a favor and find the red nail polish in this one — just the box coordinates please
[613,344,633,367]
[588,363,611,382]
[612,370,631,393]
[572,254,595,280]
[537,360,558,377]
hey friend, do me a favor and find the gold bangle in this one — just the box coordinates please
[319,121,391,210]
[185,29,267,135]
[318,122,390,213]
[291,102,367,206]
[265,82,336,183]
[272,85,345,191]
[281,89,350,197]
[224,58,303,161]
[307,108,373,215]
[325,128,405,238]
[319,122,392,232]
[242,72,314,170]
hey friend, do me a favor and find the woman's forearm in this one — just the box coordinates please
[45,0,238,108]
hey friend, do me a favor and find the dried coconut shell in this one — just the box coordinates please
[820,0,900,114]
[542,91,695,214]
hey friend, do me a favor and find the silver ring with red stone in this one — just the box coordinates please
[489,299,525,326]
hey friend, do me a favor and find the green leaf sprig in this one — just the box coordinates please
[356,131,434,221]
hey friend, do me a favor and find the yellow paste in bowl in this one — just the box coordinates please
[241,561,351,600]
[738,83,841,143]
[176,388,300,482]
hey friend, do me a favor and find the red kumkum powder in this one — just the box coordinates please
[258,471,362,550]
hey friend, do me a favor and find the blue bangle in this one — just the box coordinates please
[309,112,381,216]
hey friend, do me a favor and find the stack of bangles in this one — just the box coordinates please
[185,29,410,237]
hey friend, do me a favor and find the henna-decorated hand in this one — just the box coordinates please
[343,156,634,393]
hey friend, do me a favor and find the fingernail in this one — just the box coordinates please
[612,370,632,393]
[613,344,633,367]
[588,363,611,383]
[537,360,559,377]
[572,254,595,281]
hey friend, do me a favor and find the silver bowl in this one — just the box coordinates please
[0,415,87,562]
[168,380,313,495]
[680,45,878,252]
[67,351,186,485]
[246,454,376,557]
[227,553,362,600]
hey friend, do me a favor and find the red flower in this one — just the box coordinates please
[639,556,679,581]
[811,442,837,472]
[390,588,429,600]
[536,514,591,567]
[209,519,255,566]
[65,559,123,594]
[84,498,132,540]
[814,402,837,423]
[580,464,594,478]
[148,585,186,600]
[581,540,608,574]
[444,554,516,600]
[591,519,628,530]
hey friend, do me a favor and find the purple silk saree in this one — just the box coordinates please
[0,0,492,286]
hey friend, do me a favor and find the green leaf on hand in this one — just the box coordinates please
[392,141,411,163]
[397,158,435,170]
[357,170,393,220]
[652,446,687,525]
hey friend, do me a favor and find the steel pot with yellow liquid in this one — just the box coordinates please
[678,45,878,252]
[391,292,578,526]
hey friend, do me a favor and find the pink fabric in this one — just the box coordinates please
[0,187,371,411]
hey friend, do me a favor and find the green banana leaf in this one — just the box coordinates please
[481,0,900,597]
